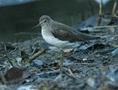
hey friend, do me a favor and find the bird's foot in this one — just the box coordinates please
[55,67,76,81]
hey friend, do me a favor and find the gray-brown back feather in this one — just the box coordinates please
[51,21,100,42]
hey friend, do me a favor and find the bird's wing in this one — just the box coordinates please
[52,22,100,42]
[52,22,80,42]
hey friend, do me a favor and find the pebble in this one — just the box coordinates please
[32,59,44,67]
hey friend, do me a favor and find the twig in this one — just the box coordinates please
[92,25,118,29]
[37,70,60,77]
[67,69,76,78]
[29,48,47,62]
[3,43,14,67]
[81,25,118,31]
[62,68,76,79]
[0,71,7,84]
[110,44,118,48]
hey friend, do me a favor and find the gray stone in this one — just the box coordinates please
[32,59,44,67]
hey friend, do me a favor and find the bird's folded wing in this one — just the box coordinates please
[52,29,78,42]
[52,22,100,42]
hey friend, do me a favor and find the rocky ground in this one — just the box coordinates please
[0,15,118,90]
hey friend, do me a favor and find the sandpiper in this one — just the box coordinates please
[112,0,117,17]
[95,0,110,16]
[95,0,117,17]
[34,15,100,72]
[39,15,99,47]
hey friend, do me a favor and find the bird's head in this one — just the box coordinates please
[32,15,53,29]
[39,15,53,26]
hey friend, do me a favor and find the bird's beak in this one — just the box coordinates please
[39,20,45,25]
[32,23,40,30]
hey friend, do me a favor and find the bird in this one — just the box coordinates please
[95,0,110,16]
[95,0,117,17]
[34,15,100,72]
[112,0,117,17]
[95,0,117,25]
[39,15,99,47]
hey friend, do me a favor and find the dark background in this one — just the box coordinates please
[0,0,116,41]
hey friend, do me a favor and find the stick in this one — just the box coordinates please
[29,48,47,62]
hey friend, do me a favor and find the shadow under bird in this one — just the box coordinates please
[34,15,100,49]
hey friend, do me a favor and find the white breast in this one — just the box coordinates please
[41,26,69,47]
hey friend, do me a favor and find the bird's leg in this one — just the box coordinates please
[59,49,76,79]
[54,49,65,81]
[97,0,103,25]
[112,1,117,17]
[99,0,103,16]
[59,49,64,74]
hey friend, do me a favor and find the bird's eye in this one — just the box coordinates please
[44,19,47,23]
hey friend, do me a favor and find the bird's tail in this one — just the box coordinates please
[77,32,100,41]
